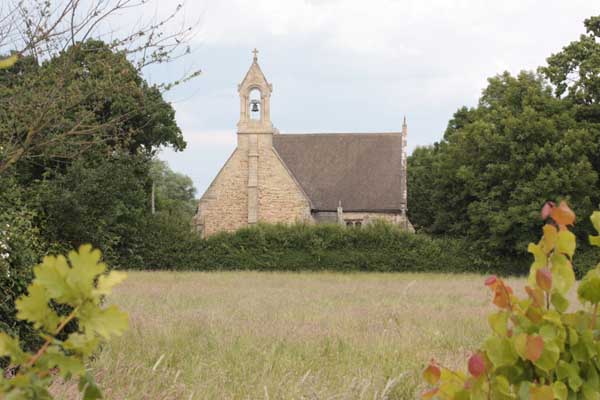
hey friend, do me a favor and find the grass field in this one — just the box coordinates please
[51,271,528,399]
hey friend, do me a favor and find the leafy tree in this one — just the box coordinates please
[36,153,151,266]
[0,0,199,176]
[1,40,185,176]
[541,16,600,122]
[150,159,197,219]
[407,145,439,232]
[540,15,600,187]
[409,71,598,257]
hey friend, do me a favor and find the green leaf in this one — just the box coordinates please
[79,372,102,400]
[591,211,600,233]
[489,311,509,336]
[551,291,569,313]
[578,267,600,304]
[557,361,583,391]
[568,327,579,346]
[0,332,28,364]
[79,304,129,339]
[532,339,560,372]
[550,253,575,295]
[40,346,85,378]
[518,382,531,400]
[15,283,61,332]
[484,336,518,368]
[528,243,547,286]
[34,255,70,300]
[65,244,107,302]
[552,381,568,400]
[542,310,562,326]
[556,230,576,258]
[63,333,100,357]
[93,270,127,296]
[582,382,600,400]
[491,375,515,399]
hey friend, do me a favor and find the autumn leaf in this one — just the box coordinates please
[468,352,487,378]
[550,201,575,226]
[423,361,441,385]
[542,224,558,253]
[526,286,545,308]
[541,201,556,220]
[525,335,544,362]
[536,268,552,292]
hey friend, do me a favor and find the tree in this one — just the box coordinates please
[407,145,439,232]
[150,159,197,219]
[37,153,151,266]
[408,71,598,257]
[1,39,186,175]
[540,15,600,189]
[540,16,600,121]
[0,0,199,175]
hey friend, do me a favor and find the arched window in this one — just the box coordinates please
[249,88,261,120]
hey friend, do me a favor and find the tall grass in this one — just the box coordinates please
[51,271,541,399]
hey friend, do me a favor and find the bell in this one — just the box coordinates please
[251,101,259,112]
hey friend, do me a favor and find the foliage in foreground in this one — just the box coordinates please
[423,202,600,399]
[0,245,128,399]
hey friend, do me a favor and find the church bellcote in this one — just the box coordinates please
[237,49,274,134]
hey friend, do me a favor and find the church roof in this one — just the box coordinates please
[273,133,404,212]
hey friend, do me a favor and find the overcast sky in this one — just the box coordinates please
[146,0,599,195]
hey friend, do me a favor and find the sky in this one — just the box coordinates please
[141,0,599,195]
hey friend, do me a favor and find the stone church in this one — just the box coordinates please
[193,50,413,237]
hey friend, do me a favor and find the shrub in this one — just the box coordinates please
[127,220,521,274]
[0,176,46,365]
[422,202,600,399]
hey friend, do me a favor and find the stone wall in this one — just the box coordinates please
[258,134,312,224]
[194,149,249,237]
[194,133,312,237]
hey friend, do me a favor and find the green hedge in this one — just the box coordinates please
[124,220,538,275]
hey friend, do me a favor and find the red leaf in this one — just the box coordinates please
[468,352,486,378]
[536,268,552,292]
[491,280,513,309]
[485,275,498,287]
[525,335,544,362]
[541,201,555,220]
[423,362,441,385]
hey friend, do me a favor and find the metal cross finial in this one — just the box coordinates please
[252,48,259,61]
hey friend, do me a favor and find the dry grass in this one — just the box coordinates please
[51,271,529,399]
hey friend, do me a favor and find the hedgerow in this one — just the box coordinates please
[125,220,537,274]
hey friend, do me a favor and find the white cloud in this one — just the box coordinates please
[148,0,600,193]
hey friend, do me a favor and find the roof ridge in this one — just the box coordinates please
[277,132,402,136]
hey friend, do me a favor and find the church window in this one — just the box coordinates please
[345,219,363,228]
